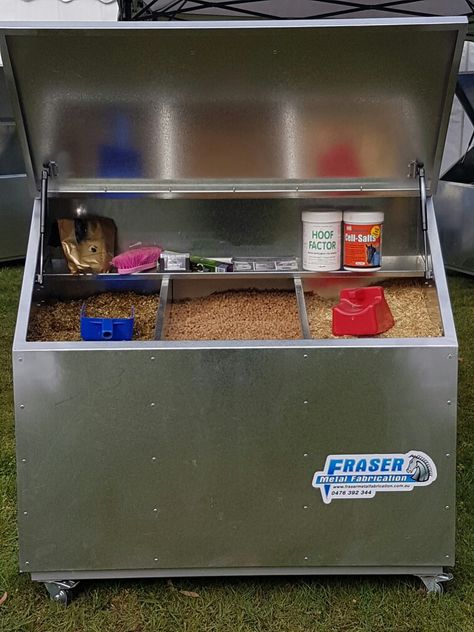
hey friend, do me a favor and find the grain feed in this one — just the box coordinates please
[28,292,159,341]
[166,289,301,340]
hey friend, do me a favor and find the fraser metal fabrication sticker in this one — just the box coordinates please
[312,452,437,504]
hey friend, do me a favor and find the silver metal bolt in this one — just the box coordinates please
[21,458,26,463]
[18,358,23,362]
[20,404,24,409]
[151,457,157,462]
[23,511,28,516]
[304,556,309,561]
[153,508,158,513]
[154,557,159,562]
[303,354,308,358]
[447,400,452,405]
[150,356,155,361]
[303,400,308,405]
[303,505,308,510]
[445,555,450,559]
[150,402,155,407]
[25,561,29,566]
[446,453,450,458]
[303,453,308,457]
[445,506,450,510]
[448,354,453,359]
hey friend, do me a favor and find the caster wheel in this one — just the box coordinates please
[53,589,68,605]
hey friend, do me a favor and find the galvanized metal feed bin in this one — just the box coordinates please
[1,18,466,601]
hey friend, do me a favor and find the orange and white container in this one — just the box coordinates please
[343,211,384,271]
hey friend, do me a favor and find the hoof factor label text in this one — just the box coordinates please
[312,452,437,504]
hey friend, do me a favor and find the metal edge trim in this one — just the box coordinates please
[46,184,422,196]
[13,337,457,353]
[13,200,39,350]
[154,276,170,340]
[29,566,445,581]
[0,17,467,32]
[294,277,311,339]
[428,198,457,345]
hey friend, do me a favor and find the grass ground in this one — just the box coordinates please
[0,265,473,631]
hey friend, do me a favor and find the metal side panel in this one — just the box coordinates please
[435,180,474,275]
[14,345,456,573]
[0,175,31,261]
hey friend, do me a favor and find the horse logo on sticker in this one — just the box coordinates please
[312,451,437,504]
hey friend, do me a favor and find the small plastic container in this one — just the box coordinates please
[343,211,384,271]
[302,210,342,271]
[80,305,135,341]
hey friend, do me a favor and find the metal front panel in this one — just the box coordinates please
[0,19,466,194]
[14,346,456,572]
[435,180,474,274]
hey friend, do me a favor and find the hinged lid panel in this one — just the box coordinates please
[0,19,466,195]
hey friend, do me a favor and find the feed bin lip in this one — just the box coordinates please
[0,16,467,197]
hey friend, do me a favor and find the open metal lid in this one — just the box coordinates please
[0,18,467,196]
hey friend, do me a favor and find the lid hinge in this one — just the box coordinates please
[413,161,432,280]
[37,161,57,285]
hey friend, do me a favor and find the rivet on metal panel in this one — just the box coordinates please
[446,453,451,457]
[151,457,157,462]
[303,453,308,457]
[18,358,23,362]
[303,505,308,510]
[153,508,158,513]
[445,506,450,510]
[304,556,309,561]
[19,404,24,409]
[448,354,453,359]
[23,511,28,516]
[303,400,308,405]
[447,400,452,405]
[150,356,155,361]
[25,561,29,566]
[21,458,26,463]
[303,354,308,358]
[445,555,450,559]
[150,402,156,407]
[272,49,278,55]
[154,557,159,562]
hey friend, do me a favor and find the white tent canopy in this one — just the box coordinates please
[1,0,118,21]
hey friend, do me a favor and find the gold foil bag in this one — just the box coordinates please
[58,218,116,274]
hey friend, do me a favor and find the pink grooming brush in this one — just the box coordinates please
[112,246,162,274]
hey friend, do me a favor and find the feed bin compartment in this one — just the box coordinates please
[1,18,465,598]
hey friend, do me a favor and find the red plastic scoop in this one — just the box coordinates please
[332,286,394,336]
